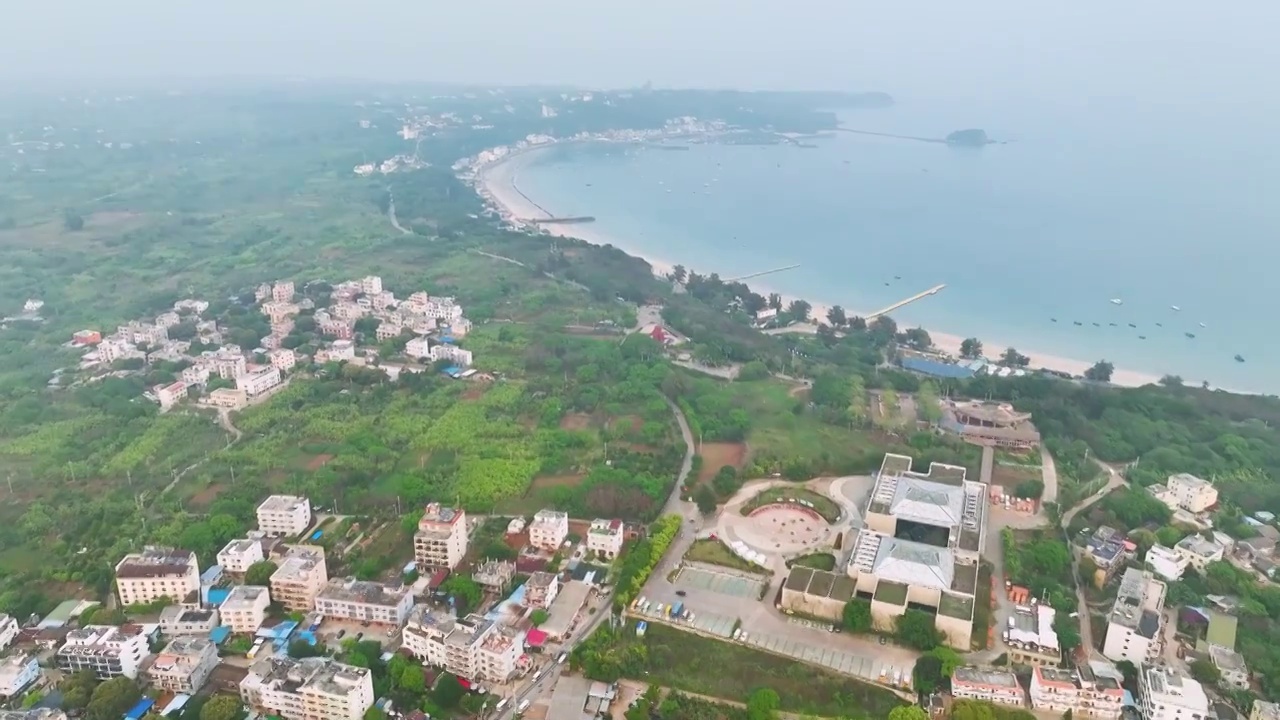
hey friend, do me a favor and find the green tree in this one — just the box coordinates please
[245,560,278,586]
[746,688,780,720]
[999,347,1030,368]
[1085,361,1115,382]
[363,708,386,720]
[432,673,466,708]
[912,654,944,695]
[842,598,872,633]
[1189,658,1220,685]
[786,299,811,323]
[86,677,141,720]
[59,671,98,711]
[398,665,426,694]
[198,695,244,720]
[917,381,943,423]
[826,306,847,327]
[959,338,983,359]
[889,706,929,720]
[694,485,718,515]
[530,609,549,627]
[895,609,942,650]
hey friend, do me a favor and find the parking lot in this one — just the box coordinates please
[674,566,768,599]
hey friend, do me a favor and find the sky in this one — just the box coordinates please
[3,1,1278,104]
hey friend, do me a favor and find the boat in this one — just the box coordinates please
[1199,322,1207,328]
[1110,298,1123,305]
[1092,322,1101,327]
[1138,335,1147,340]
[1171,305,1181,311]
[1073,321,1083,326]
[1109,322,1118,327]
[1155,322,1164,327]
[1235,354,1245,363]
[1185,332,1196,339]
[1050,318,1058,323]
[1128,323,1138,328]
[894,275,902,280]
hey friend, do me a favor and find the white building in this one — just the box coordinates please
[155,312,182,328]
[241,656,374,720]
[529,509,569,551]
[1103,569,1167,665]
[525,572,561,610]
[0,614,18,652]
[0,654,40,699]
[428,343,473,368]
[360,276,383,295]
[221,585,271,633]
[404,337,431,360]
[257,495,312,537]
[238,366,282,397]
[1137,666,1208,720]
[1173,536,1224,573]
[1252,702,1280,720]
[271,546,328,611]
[951,667,1026,707]
[414,504,468,570]
[272,281,295,303]
[1165,473,1219,513]
[159,605,219,636]
[154,381,188,409]
[96,339,134,364]
[314,578,414,627]
[1145,545,1188,581]
[423,297,463,322]
[218,536,267,574]
[1030,663,1125,719]
[55,625,149,679]
[114,547,200,606]
[401,607,524,684]
[327,339,356,362]
[1207,644,1249,690]
[212,350,247,380]
[146,636,219,693]
[269,348,297,372]
[181,364,211,386]
[586,518,625,559]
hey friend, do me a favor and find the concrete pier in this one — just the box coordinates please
[867,284,946,319]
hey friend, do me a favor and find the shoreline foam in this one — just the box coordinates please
[473,145,1163,389]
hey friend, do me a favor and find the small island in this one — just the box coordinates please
[945,128,992,147]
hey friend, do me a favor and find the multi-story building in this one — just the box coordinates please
[529,509,569,552]
[1173,536,1224,573]
[401,607,524,684]
[525,572,561,610]
[422,297,463,322]
[1252,702,1280,720]
[257,495,312,537]
[146,636,219,693]
[428,343,473,368]
[96,339,134,364]
[159,605,219,636]
[404,337,431,360]
[1207,644,1249,690]
[272,281,295,303]
[181,364,212,386]
[1145,545,1188,581]
[473,559,516,591]
[0,614,18,652]
[154,381,188,409]
[269,348,297,372]
[207,387,248,409]
[271,546,328,611]
[238,366,282,397]
[115,547,200,606]
[55,625,149,679]
[314,578,414,627]
[414,504,468,571]
[0,654,40,699]
[374,322,404,342]
[1102,568,1167,665]
[218,536,267,573]
[1004,604,1061,666]
[1030,664,1125,719]
[155,312,182,328]
[1151,473,1219,514]
[212,350,247,380]
[359,276,383,295]
[586,519,625,559]
[1137,665,1208,720]
[221,586,271,633]
[241,656,374,720]
[951,667,1026,707]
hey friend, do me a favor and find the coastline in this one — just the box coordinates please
[473,145,1163,389]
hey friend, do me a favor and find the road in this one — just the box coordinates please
[387,187,412,235]
[1039,446,1059,504]
[1062,461,1127,658]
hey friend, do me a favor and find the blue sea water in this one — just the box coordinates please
[512,96,1280,393]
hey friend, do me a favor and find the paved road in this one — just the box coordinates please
[1040,446,1059,504]
[1062,461,1127,658]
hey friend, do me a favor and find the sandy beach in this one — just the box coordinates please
[474,147,1162,389]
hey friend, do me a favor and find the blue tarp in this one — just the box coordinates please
[125,698,155,720]
[440,336,456,344]
[310,529,324,540]
[442,365,462,377]
[900,357,976,379]
[206,588,231,606]
[209,626,232,644]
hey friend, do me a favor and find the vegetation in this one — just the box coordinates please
[842,598,873,633]
[894,609,942,650]
[739,486,841,523]
[615,514,682,609]
[788,552,837,571]
[684,538,765,574]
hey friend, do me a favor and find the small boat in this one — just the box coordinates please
[1171,305,1181,311]
[1185,332,1196,339]
[1138,335,1147,340]
[1155,322,1164,327]
[1128,323,1138,328]
[894,275,902,280]
[1050,318,1058,323]
[1108,322,1118,327]
[1073,321,1083,326]
[884,282,890,286]
[585,183,592,187]
[1235,354,1245,363]
[1110,298,1123,305]
[1092,322,1101,327]
[1199,322,1207,328]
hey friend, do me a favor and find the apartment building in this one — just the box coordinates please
[269,348,297,372]
[218,536,267,573]
[155,312,182,328]
[241,656,373,720]
[1137,666,1208,720]
[257,495,312,537]
[1207,644,1249,690]
[221,586,271,633]
[206,388,248,409]
[951,667,1026,707]
[314,578,414,627]
[586,519,625,559]
[0,654,40,699]
[181,364,211,386]
[55,625,149,679]
[159,605,219,636]
[115,547,200,606]
[1150,473,1219,514]
[401,607,524,684]
[1030,664,1125,719]
[238,366,282,397]
[428,343,473,368]
[525,572,561,610]
[272,281,295,303]
[473,559,516,591]
[414,504,468,571]
[374,322,404,342]
[1145,545,1188,581]
[404,337,431,360]
[271,546,328,611]
[1174,536,1224,573]
[0,614,18,652]
[1252,702,1280,720]
[212,350,247,380]
[96,339,134,364]
[529,509,569,551]
[147,636,219,693]
[359,276,383,295]
[154,381,188,409]
[1102,568,1167,665]
[1004,604,1061,667]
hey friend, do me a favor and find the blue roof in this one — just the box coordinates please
[442,365,462,376]
[257,620,299,639]
[901,357,976,379]
[125,698,155,720]
[209,626,232,644]
[206,588,231,605]
[440,336,456,344]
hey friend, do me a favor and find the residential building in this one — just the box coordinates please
[1207,644,1249,690]
[218,536,267,573]
[72,329,102,346]
[240,656,374,720]
[96,339,133,364]
[155,311,182,328]
[1137,665,1208,720]
[428,343,473,368]
[115,547,200,606]
[1030,664,1125,719]
[262,301,300,324]
[423,297,463,322]
[206,387,248,409]
[55,625,149,679]
[0,654,40,699]
[213,351,247,380]
[221,586,271,632]
[271,546,328,611]
[529,509,570,551]
[360,276,383,295]
[0,614,18,651]
[401,607,524,683]
[374,322,403,342]
[257,495,312,537]
[314,578,414,627]
[1004,604,1061,666]
[154,381,188,409]
[269,348,297,372]
[174,299,210,315]
[413,504,468,571]
[1103,569,1167,665]
[845,453,986,650]
[1151,474,1219,513]
[181,364,211,385]
[159,605,219,636]
[147,636,219,693]
[404,337,431,360]
[1087,527,1136,581]
[442,317,473,338]
[1146,545,1188,581]
[238,366,282,397]
[951,667,1026,707]
[1252,702,1280,720]
[1174,536,1224,573]
[473,559,515,591]
[272,281,295,303]
[586,518,625,559]
[539,579,591,640]
[525,572,561,609]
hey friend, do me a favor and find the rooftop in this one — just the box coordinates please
[937,592,976,621]
[159,606,216,624]
[783,566,857,601]
[1169,472,1211,490]
[1176,536,1223,558]
[850,531,958,592]
[531,509,569,527]
[115,547,195,578]
[527,571,558,590]
[273,546,325,581]
[1252,702,1280,720]
[1109,568,1164,638]
[318,578,411,607]
[153,636,215,664]
[1142,666,1208,709]
[1008,604,1059,653]
[248,656,370,698]
[219,538,263,556]
[221,585,270,610]
[541,580,591,637]
[258,495,309,514]
[954,666,1021,689]
[1208,643,1247,673]
[420,503,463,526]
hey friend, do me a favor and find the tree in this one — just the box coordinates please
[786,299,812,323]
[899,327,932,351]
[842,598,872,633]
[1085,360,1114,383]
[63,210,85,231]
[1159,374,1184,387]
[245,561,278,586]
[767,293,783,311]
[440,575,483,613]
[959,337,983,359]
[999,347,1030,368]
[671,265,687,284]
[530,609,549,627]
[198,695,244,720]
[694,485,718,516]
[826,305,847,327]
[917,381,943,423]
[86,677,141,720]
[363,708,386,720]
[912,654,945,695]
[397,665,426,694]
[60,670,98,710]
[895,609,942,650]
[746,688,780,720]
[889,706,929,720]
[432,673,466,708]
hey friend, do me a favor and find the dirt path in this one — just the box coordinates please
[615,680,815,720]
[387,187,412,235]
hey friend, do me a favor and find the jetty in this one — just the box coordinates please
[726,264,801,282]
[867,284,946,319]
[530,216,596,225]
[836,128,947,144]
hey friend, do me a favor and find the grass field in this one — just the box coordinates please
[740,486,842,524]
[683,539,766,574]
[788,552,837,571]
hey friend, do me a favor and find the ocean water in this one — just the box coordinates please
[511,96,1280,393]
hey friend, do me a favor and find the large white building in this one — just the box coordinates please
[1151,473,1219,514]
[1102,568,1167,665]
[159,605,219,636]
[114,547,201,606]
[1207,644,1249,690]
[1173,536,1224,573]
[401,607,524,684]
[0,654,40,699]
[1137,666,1208,720]
[1145,545,1188,581]
[314,578,414,627]
[1030,663,1125,719]
[586,519,625,559]
[414,504,468,570]
[238,366,282,397]
[241,656,374,720]
[146,636,219,693]
[359,276,383,295]
[218,536,267,574]
[529,509,569,552]
[271,546,328,611]
[221,586,271,633]
[257,495,312,537]
[0,614,18,652]
[55,625,149,679]
[951,667,1026,707]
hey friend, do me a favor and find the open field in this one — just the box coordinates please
[683,538,764,573]
[788,552,837,571]
[696,441,748,482]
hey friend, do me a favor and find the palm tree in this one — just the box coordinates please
[767,293,783,311]
[670,265,687,284]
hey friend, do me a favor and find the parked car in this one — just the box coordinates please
[675,590,687,597]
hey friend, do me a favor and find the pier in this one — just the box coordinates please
[531,216,596,225]
[835,128,947,144]
[867,284,946,319]
[726,264,801,282]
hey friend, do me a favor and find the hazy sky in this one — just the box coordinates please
[4,0,1277,102]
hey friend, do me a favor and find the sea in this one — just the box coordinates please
[511,96,1280,394]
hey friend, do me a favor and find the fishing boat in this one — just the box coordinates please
[1092,322,1101,327]
[1235,354,1245,363]
[1128,323,1138,328]
[1155,322,1164,327]
[1109,322,1118,327]
[1110,298,1123,305]
[1138,335,1147,340]
[1050,318,1058,323]
[1073,321,1083,326]
[1171,305,1181,311]
[1199,322,1207,328]
[1185,332,1196,339]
